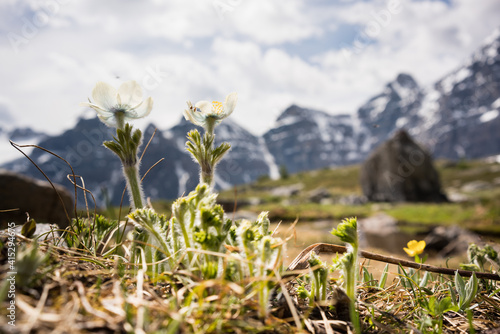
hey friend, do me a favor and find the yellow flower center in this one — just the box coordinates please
[212,101,224,115]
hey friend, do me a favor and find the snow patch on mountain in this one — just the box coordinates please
[491,98,500,109]
[258,137,279,180]
[367,96,389,119]
[311,112,332,142]
[0,130,47,166]
[175,162,190,196]
[274,115,302,128]
[391,80,417,104]
[439,67,471,94]
[480,110,499,123]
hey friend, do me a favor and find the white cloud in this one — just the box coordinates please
[228,0,323,44]
[0,0,499,139]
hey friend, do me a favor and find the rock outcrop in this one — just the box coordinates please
[360,130,447,202]
[0,169,74,229]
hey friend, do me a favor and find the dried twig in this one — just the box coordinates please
[287,243,500,281]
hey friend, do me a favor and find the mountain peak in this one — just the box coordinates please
[278,104,307,118]
[483,26,500,46]
[395,73,418,89]
[276,104,329,123]
[386,73,419,98]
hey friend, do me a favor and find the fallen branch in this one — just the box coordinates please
[287,243,500,281]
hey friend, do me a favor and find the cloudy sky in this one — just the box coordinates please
[1,0,499,136]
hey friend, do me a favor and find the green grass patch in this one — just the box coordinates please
[385,203,477,226]
[250,202,372,222]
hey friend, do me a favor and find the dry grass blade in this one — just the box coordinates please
[66,174,97,220]
[74,281,112,321]
[23,283,53,333]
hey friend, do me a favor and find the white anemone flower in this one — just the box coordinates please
[81,81,153,128]
[183,92,238,133]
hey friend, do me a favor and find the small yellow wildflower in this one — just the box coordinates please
[404,240,426,257]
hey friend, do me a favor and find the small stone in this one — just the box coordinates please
[270,183,303,197]
[461,180,493,192]
[308,188,330,203]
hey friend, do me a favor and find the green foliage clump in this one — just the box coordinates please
[64,214,118,254]
[127,184,285,320]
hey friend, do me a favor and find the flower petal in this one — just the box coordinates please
[183,108,206,127]
[403,247,416,257]
[195,101,212,115]
[127,97,153,120]
[407,240,418,249]
[415,240,426,252]
[80,102,115,115]
[97,114,117,127]
[223,92,238,117]
[92,82,117,110]
[118,81,143,107]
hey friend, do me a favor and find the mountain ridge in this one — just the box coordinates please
[2,29,500,205]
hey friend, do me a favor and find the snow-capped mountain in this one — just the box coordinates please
[263,105,357,173]
[262,29,500,173]
[356,73,425,155]
[3,117,202,206]
[2,28,500,205]
[3,116,277,205]
[168,117,279,186]
[0,126,47,164]
[414,28,500,159]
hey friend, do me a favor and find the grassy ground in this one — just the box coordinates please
[2,158,500,333]
[217,159,500,235]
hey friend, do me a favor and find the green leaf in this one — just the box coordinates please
[212,142,231,164]
[455,271,466,308]
[21,218,37,238]
[436,297,458,315]
[103,141,123,158]
[331,217,358,247]
[449,282,457,305]
[427,296,437,315]
[419,271,430,288]
[463,273,478,310]
[362,266,374,285]
[379,263,389,289]
[132,129,142,145]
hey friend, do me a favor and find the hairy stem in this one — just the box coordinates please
[201,169,213,187]
[348,244,361,334]
[124,165,144,210]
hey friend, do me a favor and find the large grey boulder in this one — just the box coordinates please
[360,130,447,202]
[0,169,74,229]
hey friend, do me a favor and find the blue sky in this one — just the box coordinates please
[1,0,499,136]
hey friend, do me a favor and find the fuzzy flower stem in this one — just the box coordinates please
[202,119,217,187]
[115,111,125,130]
[347,244,361,334]
[331,218,361,334]
[123,165,144,210]
[205,118,216,138]
[178,215,192,253]
[201,168,213,187]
